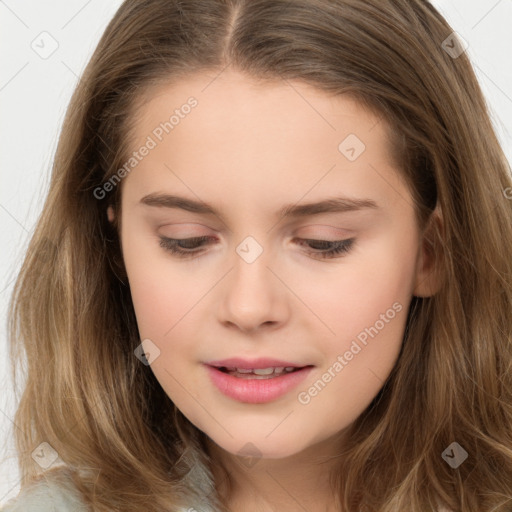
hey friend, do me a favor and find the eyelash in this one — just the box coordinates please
[158,236,355,260]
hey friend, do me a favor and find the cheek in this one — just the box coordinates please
[293,232,417,340]
[121,236,206,421]
[120,226,190,339]
[295,267,411,436]
[291,230,417,415]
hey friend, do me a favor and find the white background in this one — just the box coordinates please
[1,0,511,504]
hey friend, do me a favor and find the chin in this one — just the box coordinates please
[212,432,312,462]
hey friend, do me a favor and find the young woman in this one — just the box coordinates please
[3,0,512,511]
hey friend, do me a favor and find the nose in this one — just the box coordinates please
[217,240,290,333]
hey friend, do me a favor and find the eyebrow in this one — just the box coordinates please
[139,193,379,218]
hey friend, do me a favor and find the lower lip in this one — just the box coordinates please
[205,365,314,404]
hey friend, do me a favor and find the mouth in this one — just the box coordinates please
[204,362,315,403]
[214,365,308,379]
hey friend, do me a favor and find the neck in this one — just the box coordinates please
[206,433,347,512]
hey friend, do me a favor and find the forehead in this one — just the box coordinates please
[127,69,392,155]
[120,70,403,215]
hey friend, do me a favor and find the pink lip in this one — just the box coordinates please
[205,357,305,370]
[204,364,314,404]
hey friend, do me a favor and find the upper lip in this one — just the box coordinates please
[205,357,311,370]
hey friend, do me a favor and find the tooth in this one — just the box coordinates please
[273,367,285,374]
[236,368,253,374]
[285,367,295,372]
[252,368,275,375]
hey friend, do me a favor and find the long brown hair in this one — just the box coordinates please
[6,0,512,510]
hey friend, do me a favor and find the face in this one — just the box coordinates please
[110,69,437,460]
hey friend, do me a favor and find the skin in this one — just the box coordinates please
[108,69,441,511]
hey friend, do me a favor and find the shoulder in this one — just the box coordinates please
[1,472,89,512]
[1,471,204,512]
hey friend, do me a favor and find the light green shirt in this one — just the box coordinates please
[1,477,89,512]
[0,478,200,512]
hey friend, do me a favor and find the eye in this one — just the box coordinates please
[159,236,355,260]
[159,236,214,257]
[293,238,355,259]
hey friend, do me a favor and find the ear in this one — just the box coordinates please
[107,205,115,223]
[412,206,444,298]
